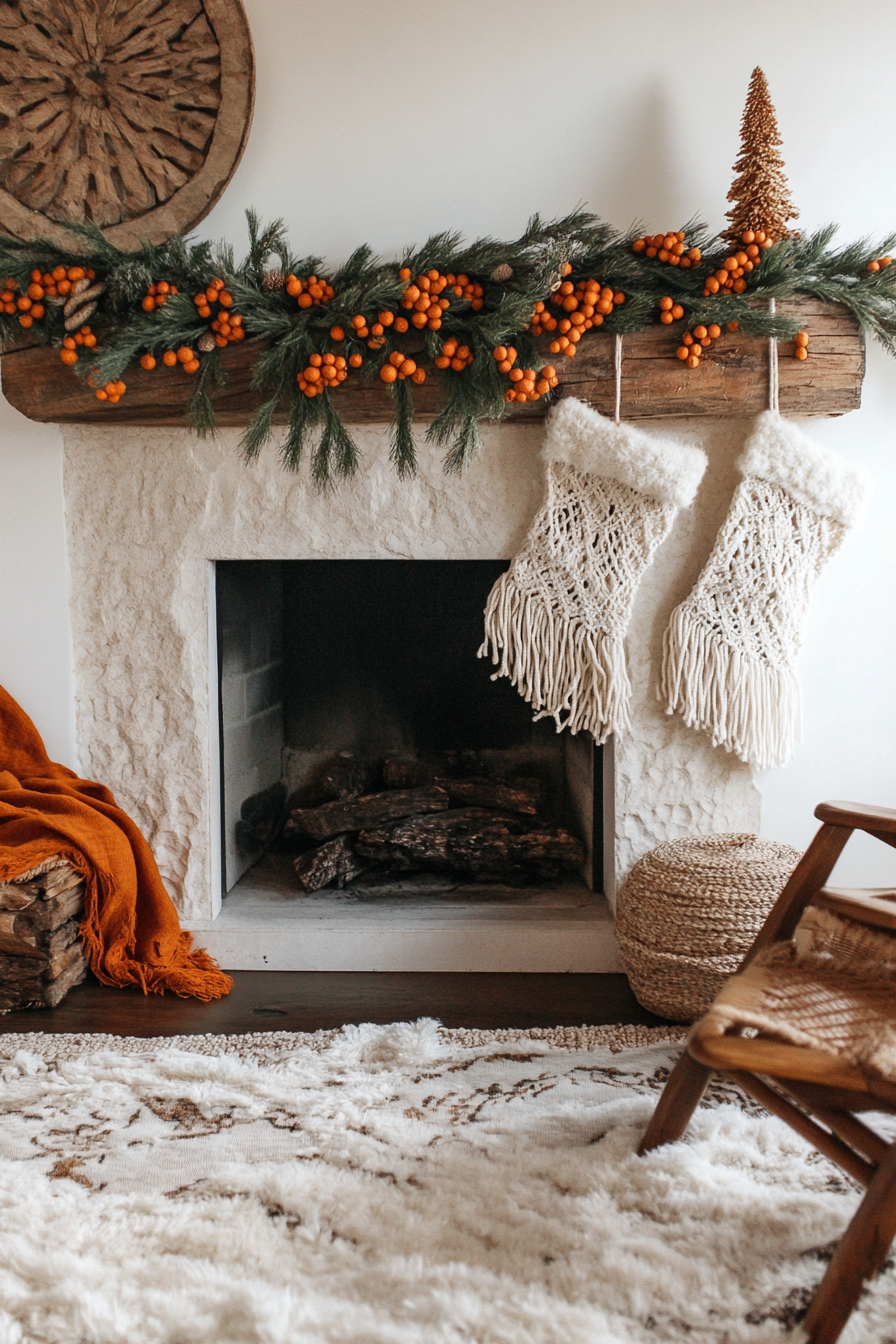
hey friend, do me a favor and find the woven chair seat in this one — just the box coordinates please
[705,905,896,1084]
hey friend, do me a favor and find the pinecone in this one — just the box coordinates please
[262,267,285,293]
[491,263,514,283]
[197,331,216,353]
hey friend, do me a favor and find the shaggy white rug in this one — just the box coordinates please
[0,1020,893,1344]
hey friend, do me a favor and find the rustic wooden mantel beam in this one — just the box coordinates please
[0,297,863,427]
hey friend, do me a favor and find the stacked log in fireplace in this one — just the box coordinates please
[237,754,585,892]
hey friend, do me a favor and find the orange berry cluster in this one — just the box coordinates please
[154,345,201,374]
[285,274,335,308]
[794,330,809,361]
[703,230,773,296]
[527,300,558,336]
[193,277,233,315]
[492,347,559,403]
[633,232,702,268]
[3,265,94,326]
[676,321,738,369]
[435,337,474,371]
[297,352,349,396]
[867,255,892,273]
[193,278,245,346]
[445,272,484,310]
[658,296,685,324]
[58,325,98,365]
[94,379,126,404]
[379,350,426,384]
[542,278,625,359]
[337,309,409,349]
[141,281,178,312]
[210,308,245,347]
[398,268,451,331]
[2,263,89,326]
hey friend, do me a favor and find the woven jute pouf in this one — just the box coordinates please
[616,834,802,1023]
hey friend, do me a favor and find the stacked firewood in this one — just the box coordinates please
[0,860,88,1012]
[238,756,585,892]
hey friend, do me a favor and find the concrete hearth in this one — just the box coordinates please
[61,418,760,970]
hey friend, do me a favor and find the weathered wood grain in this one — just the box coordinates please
[0,297,863,425]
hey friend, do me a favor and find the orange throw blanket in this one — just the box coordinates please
[0,685,231,1000]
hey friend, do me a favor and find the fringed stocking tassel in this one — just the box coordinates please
[480,398,707,741]
[661,411,872,769]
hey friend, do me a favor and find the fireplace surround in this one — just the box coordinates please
[60,416,760,970]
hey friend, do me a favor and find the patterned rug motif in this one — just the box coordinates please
[0,1021,892,1343]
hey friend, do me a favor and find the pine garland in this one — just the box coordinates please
[1,208,895,484]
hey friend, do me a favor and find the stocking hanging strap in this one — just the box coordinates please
[614,333,623,426]
[768,297,779,413]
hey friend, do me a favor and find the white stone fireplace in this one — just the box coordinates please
[61,416,760,971]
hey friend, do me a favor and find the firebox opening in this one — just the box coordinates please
[216,560,601,900]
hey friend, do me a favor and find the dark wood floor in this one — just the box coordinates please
[0,971,668,1037]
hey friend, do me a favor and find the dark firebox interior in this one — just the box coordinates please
[217,560,601,887]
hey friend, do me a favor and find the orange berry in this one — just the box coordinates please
[380,364,398,383]
[162,350,178,366]
[140,354,156,370]
[671,304,684,320]
[18,314,32,327]
[94,388,108,400]
[183,360,200,374]
[693,325,708,340]
[176,346,194,363]
[733,278,747,293]
[795,331,809,347]
[659,296,673,311]
[868,260,881,273]
[30,304,44,319]
[728,321,739,332]
[60,348,78,366]
[330,326,345,341]
[349,353,363,368]
[411,367,426,384]
[687,354,700,369]
[708,324,721,339]
[676,346,689,360]
[660,312,673,324]
[795,346,808,360]
[142,296,156,312]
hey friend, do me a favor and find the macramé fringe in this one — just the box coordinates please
[660,604,801,770]
[479,570,631,742]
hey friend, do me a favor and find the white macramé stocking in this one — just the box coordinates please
[661,410,872,769]
[479,397,707,741]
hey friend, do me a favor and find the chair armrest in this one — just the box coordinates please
[813,886,896,933]
[815,801,896,835]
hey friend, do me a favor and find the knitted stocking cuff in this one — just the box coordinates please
[661,411,873,769]
[480,398,707,741]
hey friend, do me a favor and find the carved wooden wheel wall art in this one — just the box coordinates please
[0,0,254,249]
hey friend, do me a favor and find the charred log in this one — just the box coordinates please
[294,835,368,892]
[355,808,584,882]
[290,786,450,842]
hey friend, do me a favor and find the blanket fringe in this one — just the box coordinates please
[660,605,801,770]
[78,864,233,1001]
[478,571,631,742]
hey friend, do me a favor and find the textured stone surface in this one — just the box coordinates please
[609,418,762,907]
[62,418,759,920]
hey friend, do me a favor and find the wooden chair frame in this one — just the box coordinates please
[638,801,896,1344]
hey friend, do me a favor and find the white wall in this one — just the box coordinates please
[2,0,894,879]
